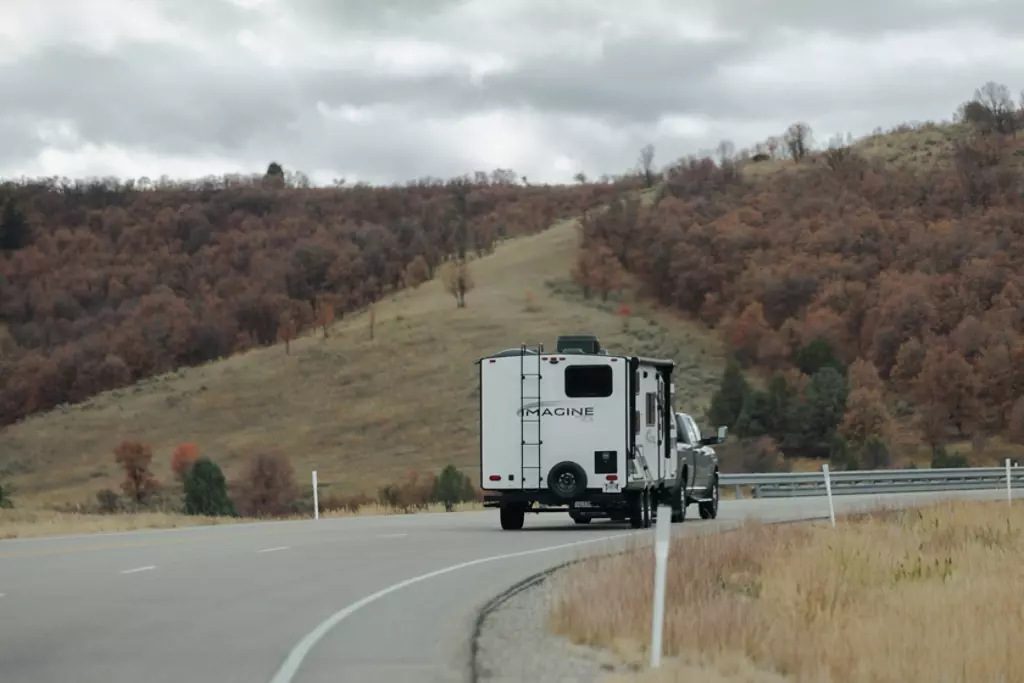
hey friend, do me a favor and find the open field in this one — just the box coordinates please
[549,499,1024,683]
[0,209,726,509]
[0,500,484,540]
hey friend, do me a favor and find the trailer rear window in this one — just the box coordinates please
[564,364,613,398]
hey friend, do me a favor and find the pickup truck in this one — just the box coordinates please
[673,411,724,521]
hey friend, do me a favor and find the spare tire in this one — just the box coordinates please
[547,461,588,499]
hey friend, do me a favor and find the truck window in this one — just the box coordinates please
[684,415,701,443]
[675,415,692,445]
[645,392,656,425]
[565,364,613,398]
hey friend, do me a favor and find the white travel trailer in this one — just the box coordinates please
[477,334,689,530]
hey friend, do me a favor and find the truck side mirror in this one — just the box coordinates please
[717,425,728,442]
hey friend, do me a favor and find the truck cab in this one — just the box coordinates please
[673,411,726,520]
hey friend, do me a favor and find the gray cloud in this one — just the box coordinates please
[2,0,1024,184]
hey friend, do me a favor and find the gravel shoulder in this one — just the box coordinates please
[473,569,637,683]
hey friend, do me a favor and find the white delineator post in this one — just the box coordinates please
[312,470,319,520]
[650,504,672,668]
[1006,458,1012,506]
[822,464,836,528]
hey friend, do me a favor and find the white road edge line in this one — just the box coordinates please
[119,565,156,574]
[259,546,290,553]
[268,531,631,683]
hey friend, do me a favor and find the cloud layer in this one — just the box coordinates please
[2,0,1024,185]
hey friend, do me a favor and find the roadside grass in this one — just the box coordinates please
[0,501,485,540]
[548,499,1024,683]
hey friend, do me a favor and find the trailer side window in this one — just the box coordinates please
[645,392,656,425]
[564,364,613,398]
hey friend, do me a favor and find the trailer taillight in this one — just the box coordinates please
[606,474,618,481]
[488,475,501,481]
[489,359,496,363]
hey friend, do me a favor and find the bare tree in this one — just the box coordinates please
[783,122,814,162]
[638,144,656,187]
[716,139,735,165]
[974,81,1016,135]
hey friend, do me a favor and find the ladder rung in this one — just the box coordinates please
[522,396,541,401]
[522,441,542,446]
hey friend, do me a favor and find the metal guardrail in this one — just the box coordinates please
[719,466,1024,499]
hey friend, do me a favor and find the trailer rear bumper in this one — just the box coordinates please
[483,490,633,510]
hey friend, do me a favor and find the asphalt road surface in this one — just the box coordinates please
[0,489,1014,683]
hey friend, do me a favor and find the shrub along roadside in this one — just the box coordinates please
[46,439,483,521]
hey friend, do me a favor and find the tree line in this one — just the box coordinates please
[0,165,644,426]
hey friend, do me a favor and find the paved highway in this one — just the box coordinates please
[0,489,1013,683]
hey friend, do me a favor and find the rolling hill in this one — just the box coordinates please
[0,203,727,508]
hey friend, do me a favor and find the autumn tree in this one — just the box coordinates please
[171,442,200,481]
[726,302,772,366]
[440,260,474,308]
[571,246,600,299]
[913,346,980,445]
[114,440,160,505]
[403,255,430,288]
[314,296,335,339]
[233,450,299,517]
[278,312,297,354]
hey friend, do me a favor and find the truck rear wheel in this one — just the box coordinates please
[499,503,525,530]
[699,473,720,520]
[670,483,686,524]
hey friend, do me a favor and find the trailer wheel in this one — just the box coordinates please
[546,461,588,500]
[499,503,525,530]
[699,473,720,520]
[642,489,652,528]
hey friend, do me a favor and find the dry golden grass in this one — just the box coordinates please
[550,499,1024,683]
[740,120,1024,183]
[0,212,726,509]
[0,501,484,540]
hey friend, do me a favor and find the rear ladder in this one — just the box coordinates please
[520,342,544,489]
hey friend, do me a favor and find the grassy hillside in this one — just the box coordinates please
[0,209,726,508]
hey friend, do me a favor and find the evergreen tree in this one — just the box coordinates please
[708,358,751,429]
[183,457,236,517]
[794,337,846,377]
[431,464,475,510]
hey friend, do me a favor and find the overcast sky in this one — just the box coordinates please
[2,0,1024,186]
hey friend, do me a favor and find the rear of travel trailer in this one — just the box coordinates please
[477,335,686,530]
